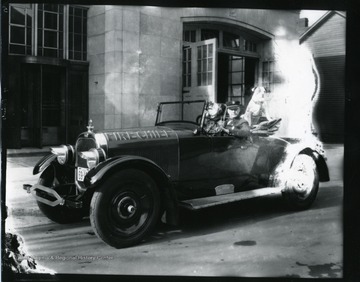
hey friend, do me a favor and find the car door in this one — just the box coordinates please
[210,135,261,191]
[177,134,214,199]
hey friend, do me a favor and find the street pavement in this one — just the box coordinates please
[3,144,343,278]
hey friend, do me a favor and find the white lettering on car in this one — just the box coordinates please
[105,130,170,141]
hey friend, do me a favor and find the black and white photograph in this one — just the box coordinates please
[1,1,357,281]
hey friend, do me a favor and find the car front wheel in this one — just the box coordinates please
[90,169,161,248]
[282,154,319,210]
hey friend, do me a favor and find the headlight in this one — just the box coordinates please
[50,145,74,165]
[79,148,106,169]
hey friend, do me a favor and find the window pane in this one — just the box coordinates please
[10,26,25,44]
[44,12,58,29]
[201,29,219,41]
[203,45,207,58]
[208,73,212,85]
[44,4,58,12]
[232,73,243,84]
[223,32,240,49]
[74,34,82,51]
[74,16,82,33]
[38,11,43,27]
[75,8,82,17]
[202,59,207,72]
[10,6,25,25]
[208,44,213,57]
[27,27,32,45]
[202,73,206,84]
[232,59,243,72]
[9,44,25,54]
[43,48,57,57]
[208,58,212,71]
[44,30,57,48]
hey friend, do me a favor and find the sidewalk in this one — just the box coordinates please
[5,147,51,158]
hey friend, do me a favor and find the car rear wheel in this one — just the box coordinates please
[37,165,86,224]
[282,154,319,210]
[90,169,161,248]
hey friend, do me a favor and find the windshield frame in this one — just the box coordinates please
[155,100,206,126]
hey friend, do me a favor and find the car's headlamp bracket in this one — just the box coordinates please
[50,145,74,165]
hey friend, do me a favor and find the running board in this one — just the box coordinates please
[179,187,283,210]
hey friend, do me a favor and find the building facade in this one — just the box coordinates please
[5,5,306,148]
[300,11,346,143]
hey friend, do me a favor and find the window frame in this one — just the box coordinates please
[8,3,88,62]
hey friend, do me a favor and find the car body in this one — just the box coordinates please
[26,100,329,248]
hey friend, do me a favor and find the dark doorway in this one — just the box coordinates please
[21,64,66,147]
[217,53,257,108]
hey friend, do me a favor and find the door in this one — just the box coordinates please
[211,135,260,191]
[182,38,217,102]
[217,54,258,107]
[21,64,66,147]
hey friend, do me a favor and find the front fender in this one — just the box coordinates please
[84,155,171,187]
[84,155,179,225]
[33,153,57,175]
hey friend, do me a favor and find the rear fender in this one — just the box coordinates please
[299,148,330,182]
[84,156,179,225]
[271,145,330,187]
[33,153,57,175]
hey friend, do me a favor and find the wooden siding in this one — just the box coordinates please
[313,55,345,143]
[302,13,346,58]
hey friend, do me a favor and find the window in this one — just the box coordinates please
[197,44,213,86]
[262,61,274,92]
[69,6,88,61]
[9,4,33,55]
[182,47,191,87]
[8,4,87,61]
[228,56,245,104]
[244,39,257,52]
[37,4,64,58]
[201,29,219,41]
[223,32,240,50]
[183,30,196,42]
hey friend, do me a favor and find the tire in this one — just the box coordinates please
[90,169,161,248]
[37,166,86,224]
[282,154,319,210]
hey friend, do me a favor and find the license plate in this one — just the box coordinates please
[77,167,89,182]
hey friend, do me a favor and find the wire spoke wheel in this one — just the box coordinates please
[90,169,161,248]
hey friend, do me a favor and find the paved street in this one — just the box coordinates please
[4,144,343,278]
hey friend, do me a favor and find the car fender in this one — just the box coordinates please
[270,143,330,187]
[33,153,57,175]
[84,155,179,225]
[299,147,330,182]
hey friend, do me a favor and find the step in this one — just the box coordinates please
[179,187,283,210]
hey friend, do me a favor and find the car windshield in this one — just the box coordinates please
[155,100,206,125]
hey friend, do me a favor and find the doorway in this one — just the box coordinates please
[217,53,257,108]
[21,64,66,147]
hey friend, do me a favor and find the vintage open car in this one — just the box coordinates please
[25,100,329,248]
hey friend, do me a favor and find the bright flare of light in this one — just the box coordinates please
[266,41,320,143]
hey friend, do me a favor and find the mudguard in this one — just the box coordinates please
[33,153,57,175]
[84,155,178,225]
[84,155,171,187]
[271,143,330,188]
